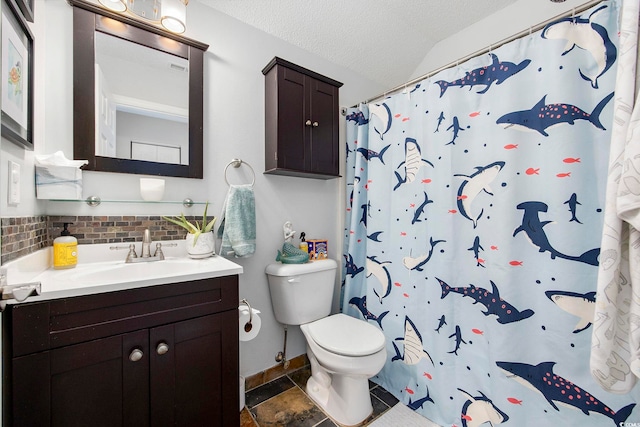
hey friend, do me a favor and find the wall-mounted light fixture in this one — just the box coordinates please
[128,0,161,21]
[96,0,188,34]
[98,0,126,12]
[161,0,188,34]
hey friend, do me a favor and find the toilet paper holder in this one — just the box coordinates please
[240,299,253,333]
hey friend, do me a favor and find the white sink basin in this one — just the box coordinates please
[2,242,243,303]
[50,257,227,286]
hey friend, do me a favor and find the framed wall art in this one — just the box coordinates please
[1,0,33,150]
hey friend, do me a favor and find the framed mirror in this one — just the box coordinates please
[70,0,208,178]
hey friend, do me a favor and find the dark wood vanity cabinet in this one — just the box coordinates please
[263,57,343,179]
[3,276,239,427]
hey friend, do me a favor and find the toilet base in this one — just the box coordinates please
[305,366,373,426]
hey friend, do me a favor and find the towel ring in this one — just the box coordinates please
[224,158,255,187]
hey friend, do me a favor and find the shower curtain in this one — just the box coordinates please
[342,1,640,426]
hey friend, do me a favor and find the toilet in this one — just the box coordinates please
[265,259,387,426]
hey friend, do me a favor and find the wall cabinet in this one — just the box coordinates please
[263,57,343,179]
[3,275,239,427]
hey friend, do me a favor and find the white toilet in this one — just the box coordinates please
[265,259,387,426]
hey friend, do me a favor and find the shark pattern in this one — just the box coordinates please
[367,231,383,242]
[394,138,434,190]
[468,236,485,267]
[360,202,370,227]
[345,110,369,125]
[408,390,434,411]
[514,201,600,266]
[357,145,390,164]
[497,361,635,426]
[435,53,531,97]
[435,111,446,132]
[435,314,447,333]
[344,253,364,278]
[496,92,614,136]
[366,256,393,303]
[346,142,353,161]
[437,278,535,324]
[455,161,505,228]
[392,316,434,365]
[545,290,596,333]
[348,296,388,329]
[564,193,582,223]
[446,116,466,145]
[448,325,467,355]
[403,237,446,271]
[458,388,509,427]
[412,192,433,224]
[541,5,617,89]
[369,103,392,139]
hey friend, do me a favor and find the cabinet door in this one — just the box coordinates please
[276,66,307,172]
[11,330,149,427]
[150,310,239,427]
[309,78,339,175]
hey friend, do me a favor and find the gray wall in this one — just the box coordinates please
[0,0,385,379]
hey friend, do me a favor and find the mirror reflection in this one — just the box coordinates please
[94,31,189,165]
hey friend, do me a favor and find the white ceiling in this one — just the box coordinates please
[195,0,522,88]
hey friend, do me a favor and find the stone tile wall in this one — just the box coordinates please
[1,215,202,265]
[0,216,49,264]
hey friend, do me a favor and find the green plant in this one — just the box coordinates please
[163,202,216,244]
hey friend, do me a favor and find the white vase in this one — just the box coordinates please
[185,231,215,258]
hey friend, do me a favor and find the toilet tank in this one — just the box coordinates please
[265,259,338,325]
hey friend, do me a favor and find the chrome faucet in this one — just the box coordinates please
[141,229,152,258]
[110,229,177,263]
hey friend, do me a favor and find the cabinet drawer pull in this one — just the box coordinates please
[312,121,319,127]
[305,120,312,126]
[157,342,170,355]
[129,349,144,362]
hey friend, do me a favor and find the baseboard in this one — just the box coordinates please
[244,354,309,391]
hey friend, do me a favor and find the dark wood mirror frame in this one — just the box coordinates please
[70,0,208,178]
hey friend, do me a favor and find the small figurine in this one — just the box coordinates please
[283,221,295,243]
[277,221,309,264]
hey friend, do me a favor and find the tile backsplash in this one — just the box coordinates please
[1,215,201,265]
[0,216,48,264]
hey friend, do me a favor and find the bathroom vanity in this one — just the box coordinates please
[1,245,241,427]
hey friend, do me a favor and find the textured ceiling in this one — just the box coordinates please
[196,0,520,87]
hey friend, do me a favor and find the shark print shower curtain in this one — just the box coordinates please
[342,1,640,426]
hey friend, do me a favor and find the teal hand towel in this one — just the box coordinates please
[217,184,256,257]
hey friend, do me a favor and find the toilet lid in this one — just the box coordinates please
[306,313,386,356]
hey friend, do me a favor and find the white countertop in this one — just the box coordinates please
[0,241,243,304]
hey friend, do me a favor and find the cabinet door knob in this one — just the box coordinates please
[129,349,144,362]
[156,342,170,355]
[305,120,312,126]
[312,121,319,127]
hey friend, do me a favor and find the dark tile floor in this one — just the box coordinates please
[240,366,399,427]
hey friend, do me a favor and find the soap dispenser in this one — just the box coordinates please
[299,232,308,252]
[53,223,78,269]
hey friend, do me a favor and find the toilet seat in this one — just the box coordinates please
[306,313,385,356]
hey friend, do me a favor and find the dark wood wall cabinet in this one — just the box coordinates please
[263,57,343,179]
[2,276,239,427]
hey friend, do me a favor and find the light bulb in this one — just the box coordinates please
[161,0,186,34]
[98,0,127,12]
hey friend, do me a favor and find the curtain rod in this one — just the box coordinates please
[354,0,606,107]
